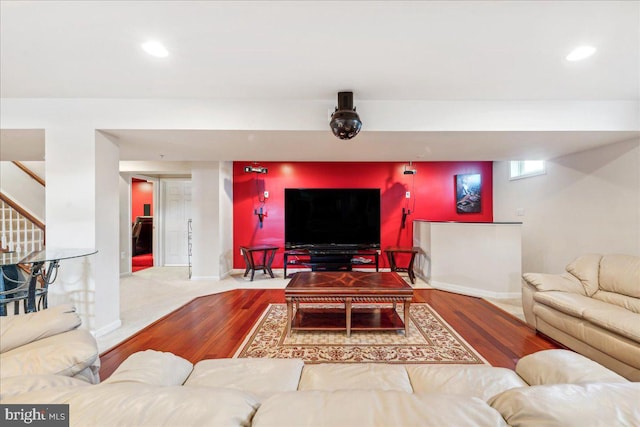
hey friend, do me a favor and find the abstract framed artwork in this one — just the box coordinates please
[455,173,481,213]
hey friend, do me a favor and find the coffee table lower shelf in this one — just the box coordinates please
[291,307,406,334]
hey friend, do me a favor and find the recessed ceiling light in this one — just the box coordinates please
[566,46,596,61]
[141,41,169,58]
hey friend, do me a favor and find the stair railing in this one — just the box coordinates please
[0,162,46,252]
[0,194,45,253]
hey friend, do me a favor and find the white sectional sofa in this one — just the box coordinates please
[1,304,639,426]
[0,304,100,384]
[522,254,640,381]
[2,349,638,427]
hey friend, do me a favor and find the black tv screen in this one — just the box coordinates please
[285,188,381,249]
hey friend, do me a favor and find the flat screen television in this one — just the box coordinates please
[285,188,381,250]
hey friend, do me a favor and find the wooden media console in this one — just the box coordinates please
[283,248,379,278]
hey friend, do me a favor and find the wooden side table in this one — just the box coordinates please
[384,247,419,284]
[240,245,279,281]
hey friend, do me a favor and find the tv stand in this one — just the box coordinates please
[284,248,379,278]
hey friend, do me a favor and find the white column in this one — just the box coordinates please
[44,127,121,335]
[218,161,234,274]
[118,173,132,275]
[94,131,121,334]
[191,161,233,280]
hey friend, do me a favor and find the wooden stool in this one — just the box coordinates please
[385,247,419,284]
[240,245,279,281]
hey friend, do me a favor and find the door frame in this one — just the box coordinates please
[131,174,160,267]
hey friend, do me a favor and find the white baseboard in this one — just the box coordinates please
[92,319,122,338]
[428,279,521,299]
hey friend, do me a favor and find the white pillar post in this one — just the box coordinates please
[191,161,233,280]
[44,127,121,335]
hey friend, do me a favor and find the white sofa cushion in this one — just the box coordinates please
[0,304,80,353]
[102,350,193,386]
[253,390,509,427]
[76,385,259,427]
[532,303,640,370]
[298,363,413,392]
[565,253,602,296]
[405,365,526,400]
[0,328,99,379]
[582,305,640,343]
[593,290,640,314]
[515,349,628,385]
[599,254,640,298]
[532,304,587,340]
[489,382,640,427]
[533,291,605,318]
[3,383,260,427]
[582,321,640,369]
[185,358,303,401]
[0,374,90,400]
[521,272,585,295]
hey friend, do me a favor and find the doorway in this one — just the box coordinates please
[131,178,154,272]
[162,179,192,266]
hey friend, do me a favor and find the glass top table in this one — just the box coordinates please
[0,248,97,267]
[0,248,97,315]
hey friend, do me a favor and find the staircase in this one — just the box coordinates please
[0,197,44,252]
[0,162,46,252]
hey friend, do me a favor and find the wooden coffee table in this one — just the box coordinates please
[284,271,414,337]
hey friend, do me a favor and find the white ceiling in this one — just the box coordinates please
[1,1,639,162]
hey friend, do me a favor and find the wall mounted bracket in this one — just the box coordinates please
[401,207,411,229]
[255,207,267,228]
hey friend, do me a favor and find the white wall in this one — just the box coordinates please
[0,161,45,221]
[20,161,44,178]
[414,221,522,298]
[494,138,640,274]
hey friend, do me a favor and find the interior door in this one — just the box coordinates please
[162,179,192,266]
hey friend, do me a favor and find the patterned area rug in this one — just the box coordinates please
[234,303,488,364]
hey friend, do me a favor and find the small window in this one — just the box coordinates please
[510,160,546,180]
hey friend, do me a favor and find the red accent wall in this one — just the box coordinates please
[132,181,153,220]
[233,161,493,268]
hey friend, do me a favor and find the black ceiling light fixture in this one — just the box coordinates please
[330,91,362,140]
[403,161,417,175]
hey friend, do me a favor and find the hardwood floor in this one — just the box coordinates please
[99,289,562,379]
